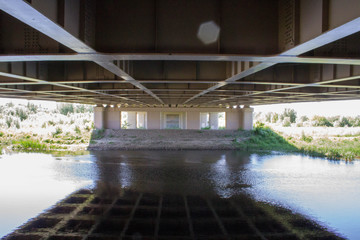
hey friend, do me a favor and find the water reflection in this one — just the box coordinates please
[92,150,251,198]
[0,153,93,237]
[1,151,359,239]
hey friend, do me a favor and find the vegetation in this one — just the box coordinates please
[235,123,298,152]
[236,123,360,161]
[256,108,360,128]
[0,101,94,154]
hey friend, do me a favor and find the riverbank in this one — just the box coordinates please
[1,127,360,160]
[88,129,241,150]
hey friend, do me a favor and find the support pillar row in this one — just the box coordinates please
[94,106,105,129]
[240,105,254,130]
[209,112,219,129]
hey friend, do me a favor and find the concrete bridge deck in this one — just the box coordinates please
[0,0,360,110]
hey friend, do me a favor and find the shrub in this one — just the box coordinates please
[92,128,105,139]
[53,127,63,136]
[58,104,74,115]
[312,116,333,127]
[282,117,291,127]
[15,108,28,121]
[301,132,313,143]
[27,102,38,113]
[339,117,352,127]
[74,125,81,134]
[300,116,309,122]
[272,113,279,123]
[282,108,297,123]
[265,112,272,122]
[6,117,12,128]
[75,105,86,113]
[19,139,46,151]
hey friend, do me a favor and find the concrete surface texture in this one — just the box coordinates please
[88,129,243,150]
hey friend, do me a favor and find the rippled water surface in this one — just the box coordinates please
[0,151,359,239]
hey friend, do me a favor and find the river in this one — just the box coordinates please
[0,151,359,239]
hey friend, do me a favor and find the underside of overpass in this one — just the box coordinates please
[0,0,360,129]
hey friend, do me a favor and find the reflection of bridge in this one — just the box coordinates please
[1,0,360,129]
[4,188,344,240]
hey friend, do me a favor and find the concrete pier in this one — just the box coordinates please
[94,106,254,131]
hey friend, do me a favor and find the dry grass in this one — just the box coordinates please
[0,102,93,154]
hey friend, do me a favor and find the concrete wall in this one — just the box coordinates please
[105,109,121,129]
[147,111,161,129]
[94,107,253,130]
[226,111,241,130]
[187,112,200,129]
[94,107,105,129]
[240,107,254,130]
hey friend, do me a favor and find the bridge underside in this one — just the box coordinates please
[0,0,360,108]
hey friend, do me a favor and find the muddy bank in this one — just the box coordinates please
[88,129,241,150]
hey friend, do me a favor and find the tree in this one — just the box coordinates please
[58,104,74,115]
[282,108,297,123]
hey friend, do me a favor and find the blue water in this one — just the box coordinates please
[0,151,359,239]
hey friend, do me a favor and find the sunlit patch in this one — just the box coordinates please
[197,21,220,45]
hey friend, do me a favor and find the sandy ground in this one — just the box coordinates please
[88,129,241,150]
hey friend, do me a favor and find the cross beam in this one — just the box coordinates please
[0,0,163,104]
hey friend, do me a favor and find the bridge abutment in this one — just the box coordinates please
[94,106,254,131]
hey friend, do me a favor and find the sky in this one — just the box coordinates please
[0,97,359,117]
[253,100,360,117]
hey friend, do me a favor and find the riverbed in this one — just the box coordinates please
[0,151,359,239]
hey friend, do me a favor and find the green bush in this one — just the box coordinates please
[282,108,297,123]
[300,116,309,122]
[339,117,352,127]
[27,102,38,113]
[272,113,279,123]
[312,116,333,127]
[92,128,105,139]
[282,118,291,127]
[6,117,12,128]
[301,132,313,143]
[16,108,28,121]
[18,139,47,151]
[58,104,74,115]
[74,125,81,134]
[265,112,272,122]
[53,127,63,136]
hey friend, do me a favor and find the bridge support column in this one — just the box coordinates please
[106,107,121,129]
[240,105,254,130]
[127,112,137,129]
[187,112,200,129]
[94,106,105,129]
[209,112,219,129]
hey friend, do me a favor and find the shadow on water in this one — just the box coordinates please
[2,188,344,240]
[1,150,347,240]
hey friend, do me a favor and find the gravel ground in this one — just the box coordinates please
[88,129,241,150]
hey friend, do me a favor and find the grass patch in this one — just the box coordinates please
[297,137,360,161]
[236,123,298,152]
[91,128,105,140]
[238,123,360,161]
[16,139,47,151]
